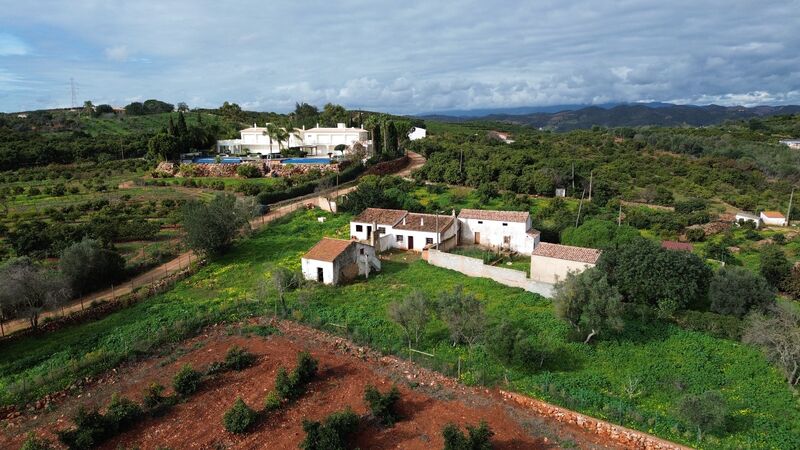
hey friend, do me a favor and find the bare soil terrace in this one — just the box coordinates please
[1,320,620,450]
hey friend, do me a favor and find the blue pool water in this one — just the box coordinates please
[282,158,331,164]
[193,157,242,164]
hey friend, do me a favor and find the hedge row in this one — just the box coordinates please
[256,164,365,205]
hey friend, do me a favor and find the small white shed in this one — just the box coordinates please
[301,238,381,285]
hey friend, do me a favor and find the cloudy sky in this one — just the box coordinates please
[1,0,799,114]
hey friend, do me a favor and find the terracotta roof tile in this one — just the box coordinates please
[394,213,454,233]
[531,242,601,264]
[458,209,530,223]
[353,208,408,226]
[303,238,353,262]
[661,241,694,252]
[761,211,785,219]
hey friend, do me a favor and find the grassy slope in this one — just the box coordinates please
[1,210,798,449]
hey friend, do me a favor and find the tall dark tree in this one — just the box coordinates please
[177,112,188,136]
[709,266,774,317]
[760,244,791,289]
[59,238,126,295]
[372,123,383,156]
[384,121,399,157]
[597,237,712,313]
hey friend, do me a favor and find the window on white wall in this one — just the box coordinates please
[356,225,363,232]
[396,235,404,242]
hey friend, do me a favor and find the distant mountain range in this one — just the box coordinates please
[418,103,800,130]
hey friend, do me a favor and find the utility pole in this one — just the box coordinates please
[70,78,77,109]
[575,188,586,228]
[618,201,623,227]
[787,187,795,227]
[588,171,593,202]
[571,163,575,192]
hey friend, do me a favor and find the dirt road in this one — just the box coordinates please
[2,153,424,337]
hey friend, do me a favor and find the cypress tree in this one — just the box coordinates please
[372,124,382,156]
[385,121,399,157]
[167,116,176,136]
[177,112,188,136]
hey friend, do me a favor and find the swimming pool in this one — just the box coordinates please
[281,158,331,164]
[193,157,242,164]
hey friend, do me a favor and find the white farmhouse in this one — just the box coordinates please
[408,127,427,141]
[760,211,787,226]
[349,208,458,252]
[457,209,540,255]
[216,123,303,156]
[301,238,380,285]
[735,211,761,228]
[350,208,408,252]
[302,123,370,155]
[217,122,370,157]
[530,242,601,284]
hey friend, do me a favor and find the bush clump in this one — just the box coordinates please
[222,397,258,434]
[300,408,359,450]
[224,345,257,371]
[57,407,108,450]
[364,385,401,426]
[20,433,54,450]
[442,421,494,450]
[104,394,143,434]
[173,364,203,396]
[142,382,174,415]
[267,352,319,407]
[236,164,261,178]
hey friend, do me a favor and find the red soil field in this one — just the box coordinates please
[1,320,621,450]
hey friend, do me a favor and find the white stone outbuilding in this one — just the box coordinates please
[735,211,761,228]
[301,238,380,285]
[408,127,427,141]
[457,209,540,255]
[530,242,601,284]
[760,211,787,227]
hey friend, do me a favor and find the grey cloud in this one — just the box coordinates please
[0,0,799,112]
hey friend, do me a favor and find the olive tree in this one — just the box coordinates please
[388,290,430,349]
[553,268,624,344]
[677,390,728,441]
[181,193,255,256]
[436,286,486,348]
[709,266,774,317]
[0,258,71,330]
[59,238,126,295]
[743,304,800,387]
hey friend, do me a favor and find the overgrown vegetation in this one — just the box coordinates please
[300,408,360,450]
[3,210,799,449]
[441,421,494,450]
[364,385,401,426]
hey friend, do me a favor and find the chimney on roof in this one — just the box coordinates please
[337,123,346,129]
[421,217,424,226]
[402,217,406,225]
[316,122,319,128]
[253,123,256,128]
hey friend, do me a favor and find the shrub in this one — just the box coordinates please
[300,408,359,450]
[673,310,744,340]
[173,364,202,396]
[142,382,169,410]
[442,421,494,450]
[685,227,705,242]
[264,390,282,411]
[677,390,727,441]
[224,345,257,371]
[709,266,774,317]
[104,394,143,433]
[222,397,258,434]
[274,366,293,399]
[236,164,261,178]
[20,433,54,450]
[364,385,401,426]
[294,351,318,384]
[57,407,107,450]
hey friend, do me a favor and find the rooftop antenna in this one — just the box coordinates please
[70,78,77,109]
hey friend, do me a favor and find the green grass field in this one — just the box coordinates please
[1,209,798,449]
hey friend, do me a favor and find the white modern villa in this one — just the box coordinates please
[217,123,371,157]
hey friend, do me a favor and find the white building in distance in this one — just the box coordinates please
[735,211,761,228]
[217,122,370,157]
[457,209,540,255]
[779,139,800,150]
[760,210,788,226]
[408,127,427,141]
